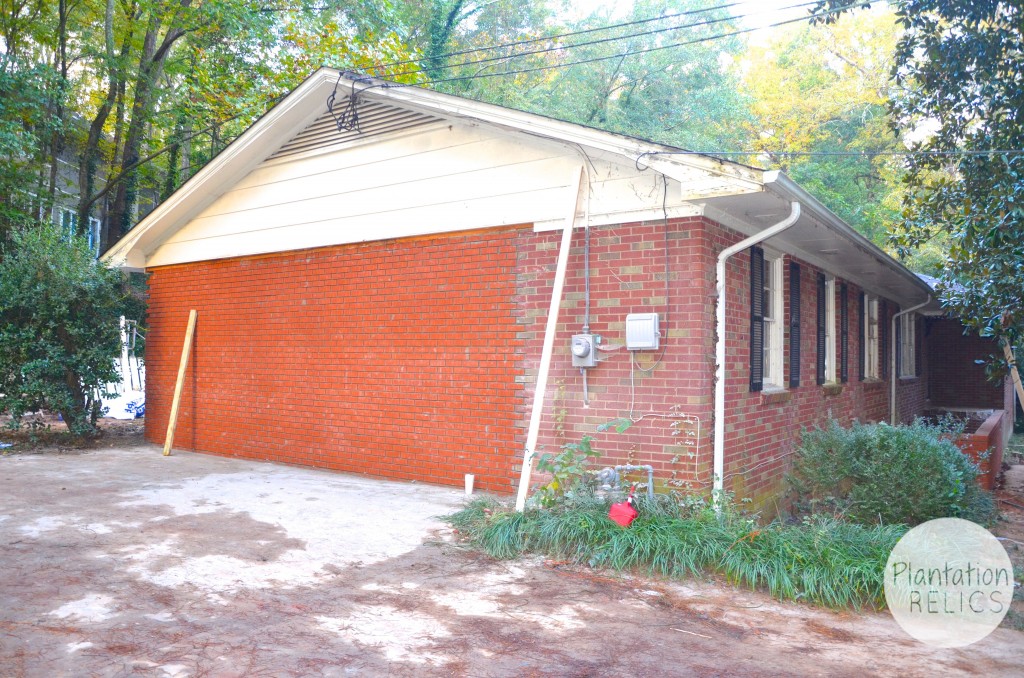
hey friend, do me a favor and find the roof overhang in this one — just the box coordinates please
[701,170,942,311]
[103,69,941,314]
[103,69,764,271]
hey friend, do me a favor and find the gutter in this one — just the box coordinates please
[889,295,931,424]
[514,165,585,511]
[762,171,935,301]
[713,202,801,510]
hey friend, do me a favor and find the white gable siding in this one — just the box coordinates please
[145,121,699,268]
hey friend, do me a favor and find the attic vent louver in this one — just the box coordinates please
[268,99,440,161]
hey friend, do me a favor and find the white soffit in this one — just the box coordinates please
[700,186,938,310]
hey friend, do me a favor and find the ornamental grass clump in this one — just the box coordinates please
[448,491,905,609]
[789,419,996,526]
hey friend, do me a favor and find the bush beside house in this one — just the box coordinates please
[789,419,996,526]
[0,225,124,435]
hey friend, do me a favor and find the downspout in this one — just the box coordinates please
[514,165,585,511]
[889,296,931,424]
[713,202,801,510]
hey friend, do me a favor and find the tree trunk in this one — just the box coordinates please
[77,0,120,237]
[106,4,189,249]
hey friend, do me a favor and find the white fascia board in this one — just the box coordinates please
[762,171,936,302]
[103,70,339,271]
[103,68,767,270]
[353,75,765,195]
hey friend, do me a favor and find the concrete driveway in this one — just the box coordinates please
[1,444,1021,677]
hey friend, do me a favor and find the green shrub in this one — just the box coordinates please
[448,493,904,609]
[0,225,124,436]
[790,419,996,526]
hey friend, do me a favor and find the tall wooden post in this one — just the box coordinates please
[163,309,198,456]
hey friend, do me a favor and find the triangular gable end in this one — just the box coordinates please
[104,69,768,271]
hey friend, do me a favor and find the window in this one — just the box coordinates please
[87,217,101,256]
[880,301,889,378]
[863,295,879,379]
[825,276,837,383]
[60,208,78,237]
[750,247,784,392]
[899,313,916,378]
[762,252,784,389]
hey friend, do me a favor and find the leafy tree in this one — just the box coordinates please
[814,1,1024,352]
[400,0,751,153]
[0,225,124,435]
[741,8,906,250]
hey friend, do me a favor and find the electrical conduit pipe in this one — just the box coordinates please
[515,166,586,511]
[713,201,801,511]
[889,295,931,424]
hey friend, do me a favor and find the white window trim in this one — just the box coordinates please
[865,295,879,379]
[824,276,837,383]
[87,216,101,256]
[762,253,785,390]
[899,313,916,378]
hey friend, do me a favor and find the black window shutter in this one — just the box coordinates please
[816,273,826,385]
[881,301,889,378]
[750,246,765,392]
[840,284,849,383]
[915,316,922,377]
[858,292,866,381]
[789,262,801,388]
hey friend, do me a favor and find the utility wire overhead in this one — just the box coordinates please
[348,0,823,81]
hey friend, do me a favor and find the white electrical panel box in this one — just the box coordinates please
[625,313,660,351]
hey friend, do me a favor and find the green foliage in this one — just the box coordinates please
[0,60,62,241]
[742,7,904,248]
[815,1,1024,363]
[533,434,601,507]
[0,225,123,435]
[448,492,905,609]
[790,419,996,526]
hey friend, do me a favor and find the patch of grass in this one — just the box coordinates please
[448,493,905,610]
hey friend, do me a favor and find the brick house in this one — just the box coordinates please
[104,69,1013,504]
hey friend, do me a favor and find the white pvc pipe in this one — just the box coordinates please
[889,295,931,424]
[514,166,585,511]
[713,202,801,510]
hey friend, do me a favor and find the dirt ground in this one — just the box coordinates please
[1,439,1023,677]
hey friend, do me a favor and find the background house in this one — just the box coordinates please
[104,69,1014,502]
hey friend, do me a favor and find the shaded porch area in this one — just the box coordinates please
[926,317,1017,489]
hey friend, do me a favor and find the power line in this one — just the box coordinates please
[382,4,774,80]
[364,0,822,82]
[372,1,756,73]
[338,3,848,90]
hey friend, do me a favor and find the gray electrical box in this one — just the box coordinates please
[571,333,600,367]
[625,313,660,350]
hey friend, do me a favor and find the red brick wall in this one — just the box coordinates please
[894,313,930,424]
[957,410,1007,490]
[146,216,934,501]
[515,219,714,494]
[514,218,921,504]
[145,228,525,492]
[708,222,895,502]
[928,318,1005,409]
